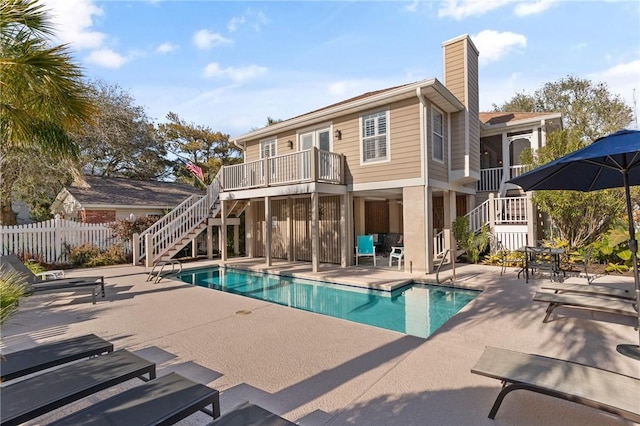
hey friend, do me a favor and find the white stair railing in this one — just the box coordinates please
[136,170,223,266]
[466,199,490,233]
[434,230,446,259]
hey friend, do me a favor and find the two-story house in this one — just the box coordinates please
[134,34,561,274]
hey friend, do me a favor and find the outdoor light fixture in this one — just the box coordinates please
[287,140,293,149]
[334,129,342,140]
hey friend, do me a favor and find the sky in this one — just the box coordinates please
[41,0,640,137]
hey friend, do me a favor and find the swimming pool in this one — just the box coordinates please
[175,267,479,339]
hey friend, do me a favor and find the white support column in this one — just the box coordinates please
[425,187,434,273]
[191,237,197,258]
[526,191,536,245]
[488,192,496,232]
[340,193,347,267]
[145,233,152,268]
[245,201,254,258]
[443,191,452,252]
[207,225,213,259]
[311,192,319,273]
[265,196,272,266]
[221,200,227,261]
[132,233,139,265]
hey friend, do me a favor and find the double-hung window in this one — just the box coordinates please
[361,110,388,163]
[432,108,444,162]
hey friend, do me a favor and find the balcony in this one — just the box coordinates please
[477,165,530,193]
[221,148,345,191]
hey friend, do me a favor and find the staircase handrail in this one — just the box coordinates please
[139,170,223,265]
[466,199,490,233]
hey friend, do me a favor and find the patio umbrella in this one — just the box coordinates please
[507,129,640,359]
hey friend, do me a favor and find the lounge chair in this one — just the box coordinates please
[0,254,105,304]
[540,282,635,301]
[49,372,220,425]
[0,349,155,426]
[0,334,113,383]
[355,235,376,266]
[213,401,296,426]
[532,291,638,323]
[471,346,640,422]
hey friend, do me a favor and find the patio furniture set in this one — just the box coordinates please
[474,242,639,422]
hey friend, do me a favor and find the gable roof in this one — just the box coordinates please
[479,112,561,126]
[232,78,464,144]
[63,175,203,207]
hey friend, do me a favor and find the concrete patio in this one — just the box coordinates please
[1,259,638,425]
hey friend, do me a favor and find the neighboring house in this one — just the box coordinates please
[50,175,204,223]
[137,34,561,273]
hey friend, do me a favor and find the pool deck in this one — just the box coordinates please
[1,258,638,425]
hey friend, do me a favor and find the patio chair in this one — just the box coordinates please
[471,346,640,422]
[0,334,114,383]
[355,235,376,266]
[0,254,105,304]
[524,246,558,283]
[213,401,295,426]
[49,372,221,425]
[389,246,404,270]
[532,291,638,323]
[496,241,523,276]
[0,349,156,426]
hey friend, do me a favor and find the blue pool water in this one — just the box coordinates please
[175,267,479,339]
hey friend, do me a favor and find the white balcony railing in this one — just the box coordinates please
[222,148,344,191]
[477,167,503,192]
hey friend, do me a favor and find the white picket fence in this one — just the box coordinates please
[0,219,130,264]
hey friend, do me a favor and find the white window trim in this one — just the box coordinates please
[260,137,277,159]
[431,106,444,164]
[296,122,333,152]
[359,108,391,166]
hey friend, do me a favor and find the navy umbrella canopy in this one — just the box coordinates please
[508,129,640,358]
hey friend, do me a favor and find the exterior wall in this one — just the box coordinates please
[251,196,342,264]
[427,102,450,182]
[443,41,466,104]
[402,186,427,274]
[241,97,422,187]
[79,209,116,223]
[467,47,480,176]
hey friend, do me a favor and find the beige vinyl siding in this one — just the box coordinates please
[243,130,297,163]
[450,110,466,171]
[251,196,341,264]
[467,47,480,175]
[428,103,449,182]
[334,98,422,185]
[444,41,465,104]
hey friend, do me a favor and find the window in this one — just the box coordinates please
[260,138,276,159]
[361,110,388,163]
[432,108,444,162]
[299,127,331,151]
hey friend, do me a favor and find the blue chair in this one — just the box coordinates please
[355,235,376,266]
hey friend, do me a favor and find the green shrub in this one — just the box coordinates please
[69,243,129,267]
[452,217,490,264]
[0,266,28,324]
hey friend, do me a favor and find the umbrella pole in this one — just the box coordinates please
[616,172,640,360]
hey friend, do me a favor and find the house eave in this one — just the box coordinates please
[481,112,563,135]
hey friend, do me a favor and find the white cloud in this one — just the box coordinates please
[193,30,232,50]
[589,59,640,110]
[156,42,178,54]
[404,0,420,13]
[514,0,557,16]
[43,0,106,49]
[472,30,527,66]
[203,63,267,82]
[438,0,513,19]
[227,16,246,32]
[85,48,128,69]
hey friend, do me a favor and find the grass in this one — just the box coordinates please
[0,265,28,324]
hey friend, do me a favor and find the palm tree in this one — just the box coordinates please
[0,0,93,224]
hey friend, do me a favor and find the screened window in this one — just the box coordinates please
[432,108,444,161]
[361,110,388,163]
